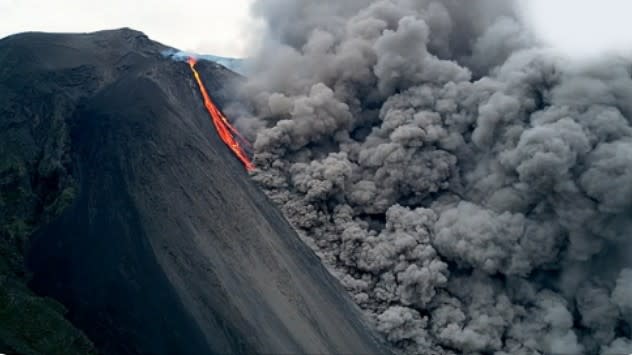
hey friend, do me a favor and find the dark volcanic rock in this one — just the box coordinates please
[0,29,390,354]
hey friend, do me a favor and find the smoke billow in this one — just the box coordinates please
[239,0,632,354]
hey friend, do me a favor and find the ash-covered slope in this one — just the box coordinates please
[0,29,390,355]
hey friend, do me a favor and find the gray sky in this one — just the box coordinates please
[520,0,632,59]
[1,0,630,59]
[0,0,259,57]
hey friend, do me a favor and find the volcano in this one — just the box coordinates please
[0,28,390,355]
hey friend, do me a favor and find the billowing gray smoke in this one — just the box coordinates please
[237,0,632,354]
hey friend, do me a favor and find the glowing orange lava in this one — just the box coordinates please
[187,57,254,171]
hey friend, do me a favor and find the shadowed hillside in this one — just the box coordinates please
[0,28,390,355]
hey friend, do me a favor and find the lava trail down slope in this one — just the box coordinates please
[187,57,254,171]
[0,28,390,355]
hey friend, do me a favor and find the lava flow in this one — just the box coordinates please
[187,57,254,171]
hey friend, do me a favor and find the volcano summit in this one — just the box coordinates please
[0,28,390,355]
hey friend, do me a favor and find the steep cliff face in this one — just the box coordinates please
[0,29,390,355]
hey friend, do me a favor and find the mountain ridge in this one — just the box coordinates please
[0,28,391,355]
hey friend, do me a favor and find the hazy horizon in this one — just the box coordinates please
[0,0,260,57]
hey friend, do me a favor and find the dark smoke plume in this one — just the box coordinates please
[239,1,632,354]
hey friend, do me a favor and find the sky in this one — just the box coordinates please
[519,0,632,60]
[0,0,259,57]
[0,0,631,59]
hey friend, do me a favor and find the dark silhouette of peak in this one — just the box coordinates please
[0,29,390,355]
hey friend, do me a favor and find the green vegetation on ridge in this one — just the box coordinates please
[0,59,96,353]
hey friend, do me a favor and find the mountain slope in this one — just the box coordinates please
[0,28,390,355]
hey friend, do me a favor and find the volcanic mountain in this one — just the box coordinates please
[0,28,391,355]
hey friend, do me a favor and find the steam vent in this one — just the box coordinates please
[0,28,391,354]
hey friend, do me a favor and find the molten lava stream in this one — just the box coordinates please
[187,57,254,171]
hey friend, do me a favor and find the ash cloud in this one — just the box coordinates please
[240,0,632,354]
